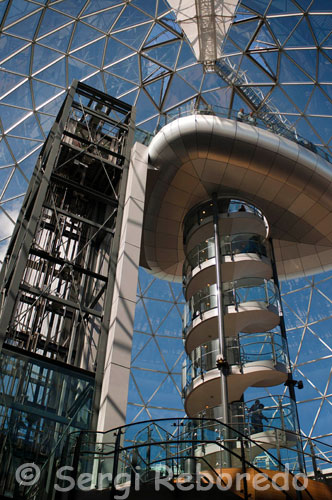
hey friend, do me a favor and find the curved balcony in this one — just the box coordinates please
[183,198,269,252]
[182,334,288,415]
[184,280,280,353]
[183,233,272,299]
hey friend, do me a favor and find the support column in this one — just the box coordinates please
[212,193,231,467]
[96,142,148,431]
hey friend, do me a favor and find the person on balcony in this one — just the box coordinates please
[237,108,245,122]
[249,400,268,434]
[247,111,256,125]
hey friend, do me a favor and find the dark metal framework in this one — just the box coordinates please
[0,81,135,496]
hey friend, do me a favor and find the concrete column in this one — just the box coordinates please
[96,142,148,432]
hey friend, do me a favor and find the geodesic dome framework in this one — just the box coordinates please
[0,0,332,452]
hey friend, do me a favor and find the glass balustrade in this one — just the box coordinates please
[182,333,287,395]
[183,233,271,285]
[183,279,279,335]
[183,198,266,243]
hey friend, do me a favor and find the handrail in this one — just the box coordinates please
[62,417,318,499]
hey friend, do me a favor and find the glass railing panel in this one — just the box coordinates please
[183,234,271,284]
[183,279,279,334]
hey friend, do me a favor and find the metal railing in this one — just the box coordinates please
[182,334,287,396]
[183,233,271,286]
[183,198,267,244]
[183,279,279,335]
[134,102,332,165]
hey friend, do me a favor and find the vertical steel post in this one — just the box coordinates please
[212,193,231,467]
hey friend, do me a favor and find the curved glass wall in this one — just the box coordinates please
[182,334,287,395]
[183,279,279,334]
[183,199,266,243]
[183,233,271,285]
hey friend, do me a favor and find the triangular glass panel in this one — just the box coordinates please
[284,49,317,81]
[70,22,102,51]
[268,0,301,14]
[0,70,26,97]
[140,55,167,82]
[154,304,182,338]
[241,0,270,15]
[299,358,332,394]
[0,1,9,21]
[52,0,87,17]
[311,400,332,437]
[0,197,24,217]
[133,337,167,371]
[157,0,171,17]
[138,268,156,295]
[143,298,175,333]
[202,87,232,110]
[113,5,150,30]
[144,23,179,48]
[37,8,71,37]
[0,34,28,62]
[128,373,145,405]
[156,336,184,371]
[2,167,29,200]
[72,39,105,67]
[37,93,65,116]
[82,7,123,32]
[279,84,312,113]
[148,375,181,407]
[268,16,300,46]
[282,286,311,328]
[82,73,105,93]
[144,78,165,107]
[279,53,313,83]
[2,46,31,76]
[5,11,41,40]
[67,58,95,85]
[131,367,166,402]
[290,399,320,435]
[131,330,151,362]
[133,299,152,333]
[39,24,74,53]
[177,65,203,91]
[297,330,332,365]
[125,403,145,424]
[0,105,30,133]
[145,278,173,300]
[240,55,275,83]
[201,71,226,92]
[163,74,196,110]
[36,113,56,137]
[136,115,159,133]
[144,40,181,70]
[131,0,156,17]
[0,140,14,167]
[161,15,182,34]
[17,149,40,180]
[103,72,136,98]
[32,80,63,108]
[0,167,14,192]
[135,89,159,123]
[255,51,279,79]
[229,19,260,51]
[309,14,332,44]
[323,34,332,47]
[286,327,303,361]
[104,37,133,67]
[307,86,332,116]
[110,54,140,84]
[33,44,63,74]
[250,24,278,51]
[293,116,320,144]
[112,23,152,51]
[9,114,43,141]
[4,0,41,26]
[318,52,332,82]
[177,40,197,68]
[285,17,316,47]
[82,0,124,16]
[36,58,66,87]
